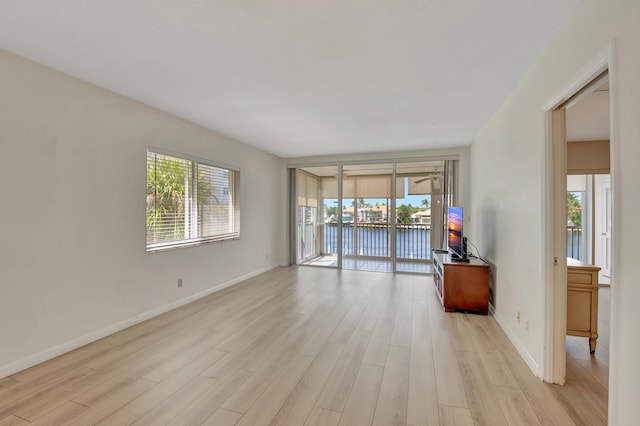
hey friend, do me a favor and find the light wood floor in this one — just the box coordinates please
[0,267,608,425]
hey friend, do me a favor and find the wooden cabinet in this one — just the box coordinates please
[432,252,490,315]
[567,258,600,353]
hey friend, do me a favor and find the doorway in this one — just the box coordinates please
[547,64,612,411]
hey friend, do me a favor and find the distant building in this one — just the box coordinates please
[342,205,389,222]
[410,209,431,224]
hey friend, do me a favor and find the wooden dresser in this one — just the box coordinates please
[566,258,601,353]
[432,252,490,315]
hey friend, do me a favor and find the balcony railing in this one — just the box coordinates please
[567,226,583,261]
[323,222,431,260]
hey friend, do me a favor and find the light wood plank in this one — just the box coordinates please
[431,330,468,408]
[0,266,608,426]
[362,308,395,366]
[407,337,439,426]
[456,349,508,425]
[500,347,577,425]
[220,329,309,414]
[298,305,349,357]
[236,354,314,426]
[201,408,243,426]
[97,347,226,425]
[411,301,430,338]
[270,342,345,426]
[330,303,366,343]
[438,405,474,426]
[390,303,413,347]
[11,367,102,421]
[167,368,253,426]
[356,302,382,332]
[66,378,156,426]
[29,401,87,426]
[338,362,383,426]
[304,407,342,426]
[494,386,542,426]
[131,376,218,425]
[0,366,97,420]
[315,330,372,412]
[0,416,28,426]
[371,345,410,426]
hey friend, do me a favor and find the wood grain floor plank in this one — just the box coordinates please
[13,367,103,421]
[330,303,366,343]
[0,266,607,426]
[9,339,115,384]
[221,329,309,414]
[270,342,345,426]
[29,401,87,426]
[201,408,243,426]
[371,345,410,426]
[304,407,342,426]
[338,362,383,426]
[298,305,349,357]
[0,366,96,420]
[390,303,413,348]
[167,368,252,426]
[362,308,395,366]
[438,405,474,426]
[356,302,383,332]
[431,330,467,409]
[462,321,519,389]
[65,378,156,426]
[494,386,541,426]
[315,330,372,412]
[407,337,439,426]
[97,347,226,425]
[0,416,28,426]
[131,376,218,426]
[236,354,314,426]
[500,348,576,425]
[411,301,430,339]
[456,349,508,425]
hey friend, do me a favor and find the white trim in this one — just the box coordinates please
[542,45,613,385]
[0,265,277,380]
[491,304,542,379]
[147,146,240,172]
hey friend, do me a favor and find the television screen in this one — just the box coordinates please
[447,206,465,260]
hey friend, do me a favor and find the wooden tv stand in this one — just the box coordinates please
[432,252,490,315]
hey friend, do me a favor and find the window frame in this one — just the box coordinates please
[146,148,240,252]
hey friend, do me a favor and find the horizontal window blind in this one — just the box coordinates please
[146,150,239,251]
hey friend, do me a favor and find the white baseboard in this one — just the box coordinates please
[490,304,542,379]
[0,264,278,379]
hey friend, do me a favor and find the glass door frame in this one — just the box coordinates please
[291,157,457,273]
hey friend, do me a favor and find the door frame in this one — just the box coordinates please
[542,47,615,385]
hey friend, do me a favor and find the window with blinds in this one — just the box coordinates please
[146,150,240,251]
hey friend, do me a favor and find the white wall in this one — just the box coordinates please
[0,50,286,376]
[469,0,639,423]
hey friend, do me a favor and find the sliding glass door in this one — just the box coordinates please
[293,159,451,273]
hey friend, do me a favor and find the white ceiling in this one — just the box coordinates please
[0,0,580,158]
[566,85,610,142]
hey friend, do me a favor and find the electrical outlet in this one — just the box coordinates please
[178,278,183,288]
[265,253,270,262]
[517,310,521,324]
[526,320,530,331]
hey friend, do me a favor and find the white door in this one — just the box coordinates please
[594,175,611,282]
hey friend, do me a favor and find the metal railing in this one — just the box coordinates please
[323,222,431,260]
[567,226,583,261]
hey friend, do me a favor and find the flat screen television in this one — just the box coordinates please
[447,206,468,261]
